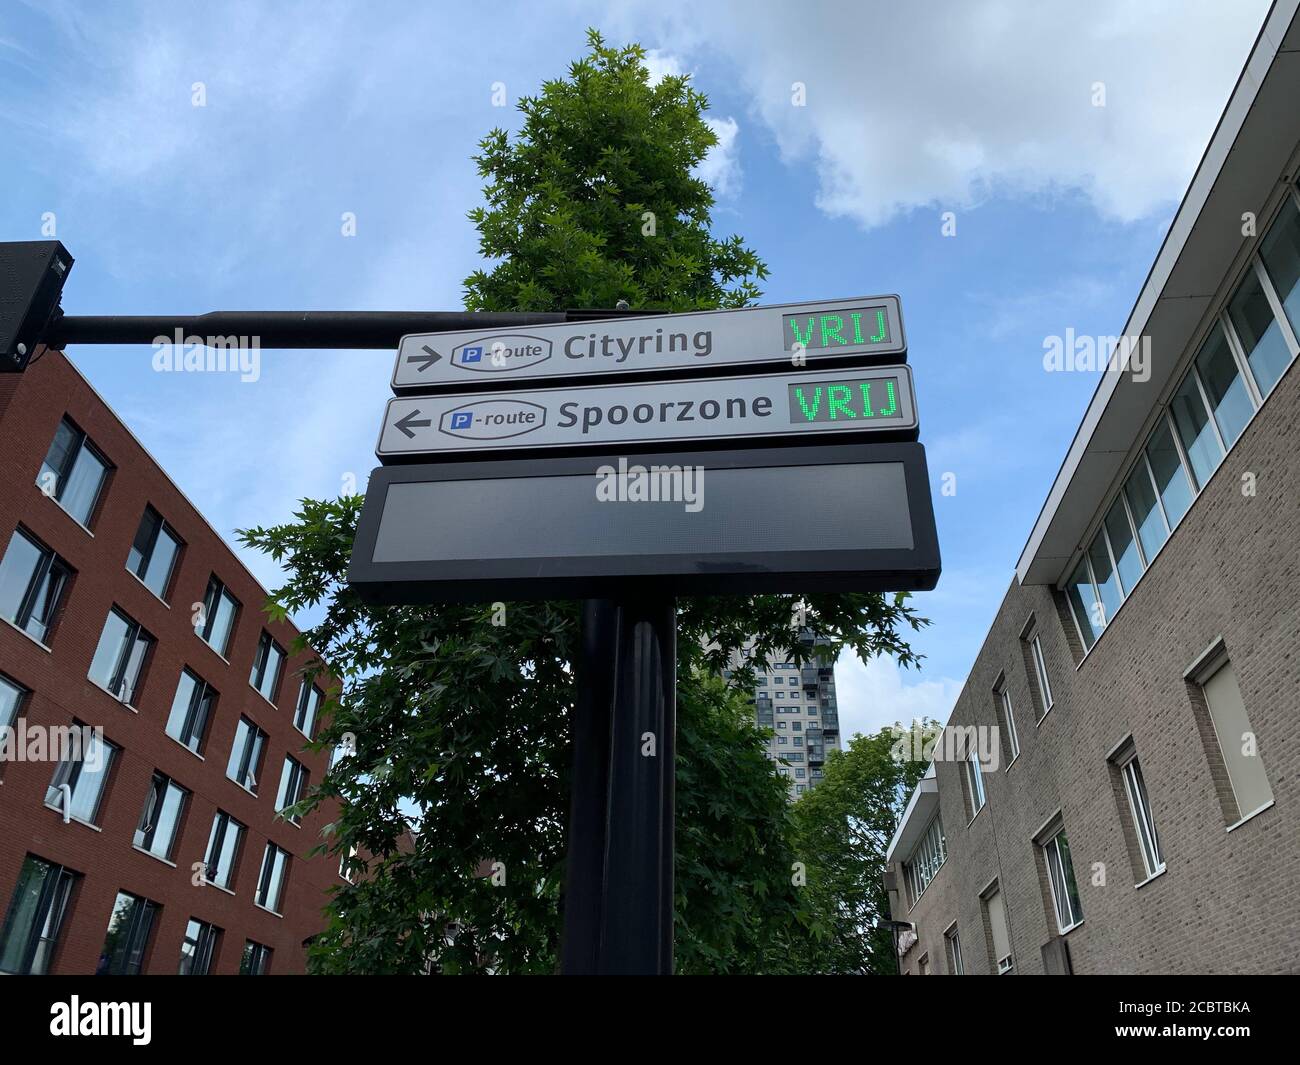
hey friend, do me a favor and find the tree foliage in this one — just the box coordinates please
[240,30,929,974]
[788,723,939,974]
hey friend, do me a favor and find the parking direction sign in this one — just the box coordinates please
[377,364,917,460]
[390,295,906,393]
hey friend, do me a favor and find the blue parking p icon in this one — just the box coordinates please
[450,411,474,430]
[461,345,484,363]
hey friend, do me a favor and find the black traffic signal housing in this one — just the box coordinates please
[0,241,74,372]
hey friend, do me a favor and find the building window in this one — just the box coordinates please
[1113,747,1165,881]
[255,843,290,914]
[98,891,159,975]
[0,855,78,975]
[134,771,188,861]
[203,811,245,890]
[1022,624,1053,718]
[45,726,118,825]
[127,506,182,600]
[275,756,309,824]
[1194,653,1273,824]
[994,678,1020,763]
[945,926,965,975]
[0,528,74,645]
[1042,827,1084,934]
[195,575,239,658]
[37,417,110,528]
[917,953,930,975]
[983,886,1013,974]
[1258,193,1300,375]
[87,607,154,706]
[964,749,986,817]
[166,670,216,755]
[294,681,323,738]
[250,631,286,703]
[178,918,220,976]
[903,815,946,906]
[0,673,27,731]
[240,940,272,975]
[226,717,267,794]
[1226,263,1293,400]
[795,768,806,779]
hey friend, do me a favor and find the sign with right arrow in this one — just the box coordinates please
[390,295,905,393]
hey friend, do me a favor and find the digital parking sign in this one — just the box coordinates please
[377,365,917,461]
[348,442,941,603]
[390,296,906,393]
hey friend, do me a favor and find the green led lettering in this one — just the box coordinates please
[850,312,865,344]
[879,379,897,416]
[827,384,856,420]
[870,309,887,343]
[788,318,815,347]
[818,315,846,346]
[794,386,823,421]
[859,381,874,416]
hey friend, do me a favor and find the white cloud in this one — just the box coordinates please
[613,0,1272,227]
[833,651,963,742]
[697,115,741,197]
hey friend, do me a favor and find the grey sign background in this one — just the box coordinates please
[372,462,913,563]
[390,295,905,392]
[377,365,917,458]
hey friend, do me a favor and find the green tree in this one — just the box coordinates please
[788,721,939,974]
[240,31,927,974]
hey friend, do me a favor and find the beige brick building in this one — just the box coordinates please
[885,1,1300,975]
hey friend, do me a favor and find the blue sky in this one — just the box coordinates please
[0,0,1272,738]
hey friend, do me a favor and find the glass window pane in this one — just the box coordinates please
[1228,267,1292,399]
[0,531,43,624]
[0,857,52,974]
[1169,373,1223,488]
[1145,423,1193,528]
[1123,463,1167,564]
[209,592,236,656]
[1064,558,1098,649]
[1087,532,1122,624]
[1103,498,1143,595]
[1056,832,1083,924]
[39,421,78,491]
[1260,196,1300,350]
[145,527,181,598]
[1195,324,1254,448]
[61,446,108,526]
[0,676,23,729]
[88,611,131,691]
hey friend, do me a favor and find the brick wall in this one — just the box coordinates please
[892,355,1300,976]
[0,350,341,974]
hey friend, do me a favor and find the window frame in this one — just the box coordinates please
[203,810,245,891]
[964,748,986,819]
[294,680,323,738]
[165,669,217,755]
[127,505,183,602]
[45,725,118,826]
[1117,749,1165,882]
[87,606,154,707]
[226,716,268,794]
[134,771,189,861]
[196,575,240,658]
[250,630,286,704]
[37,416,112,529]
[255,842,291,914]
[0,527,74,645]
[178,918,221,976]
[99,890,160,976]
[275,755,309,825]
[1042,827,1085,934]
[0,855,78,975]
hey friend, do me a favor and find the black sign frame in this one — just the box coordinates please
[348,441,940,604]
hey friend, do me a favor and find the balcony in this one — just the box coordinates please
[821,712,839,734]
[756,696,774,728]
[801,666,819,690]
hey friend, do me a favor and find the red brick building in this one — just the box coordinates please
[0,348,340,974]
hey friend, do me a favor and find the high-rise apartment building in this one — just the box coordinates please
[728,630,842,796]
[0,349,341,974]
